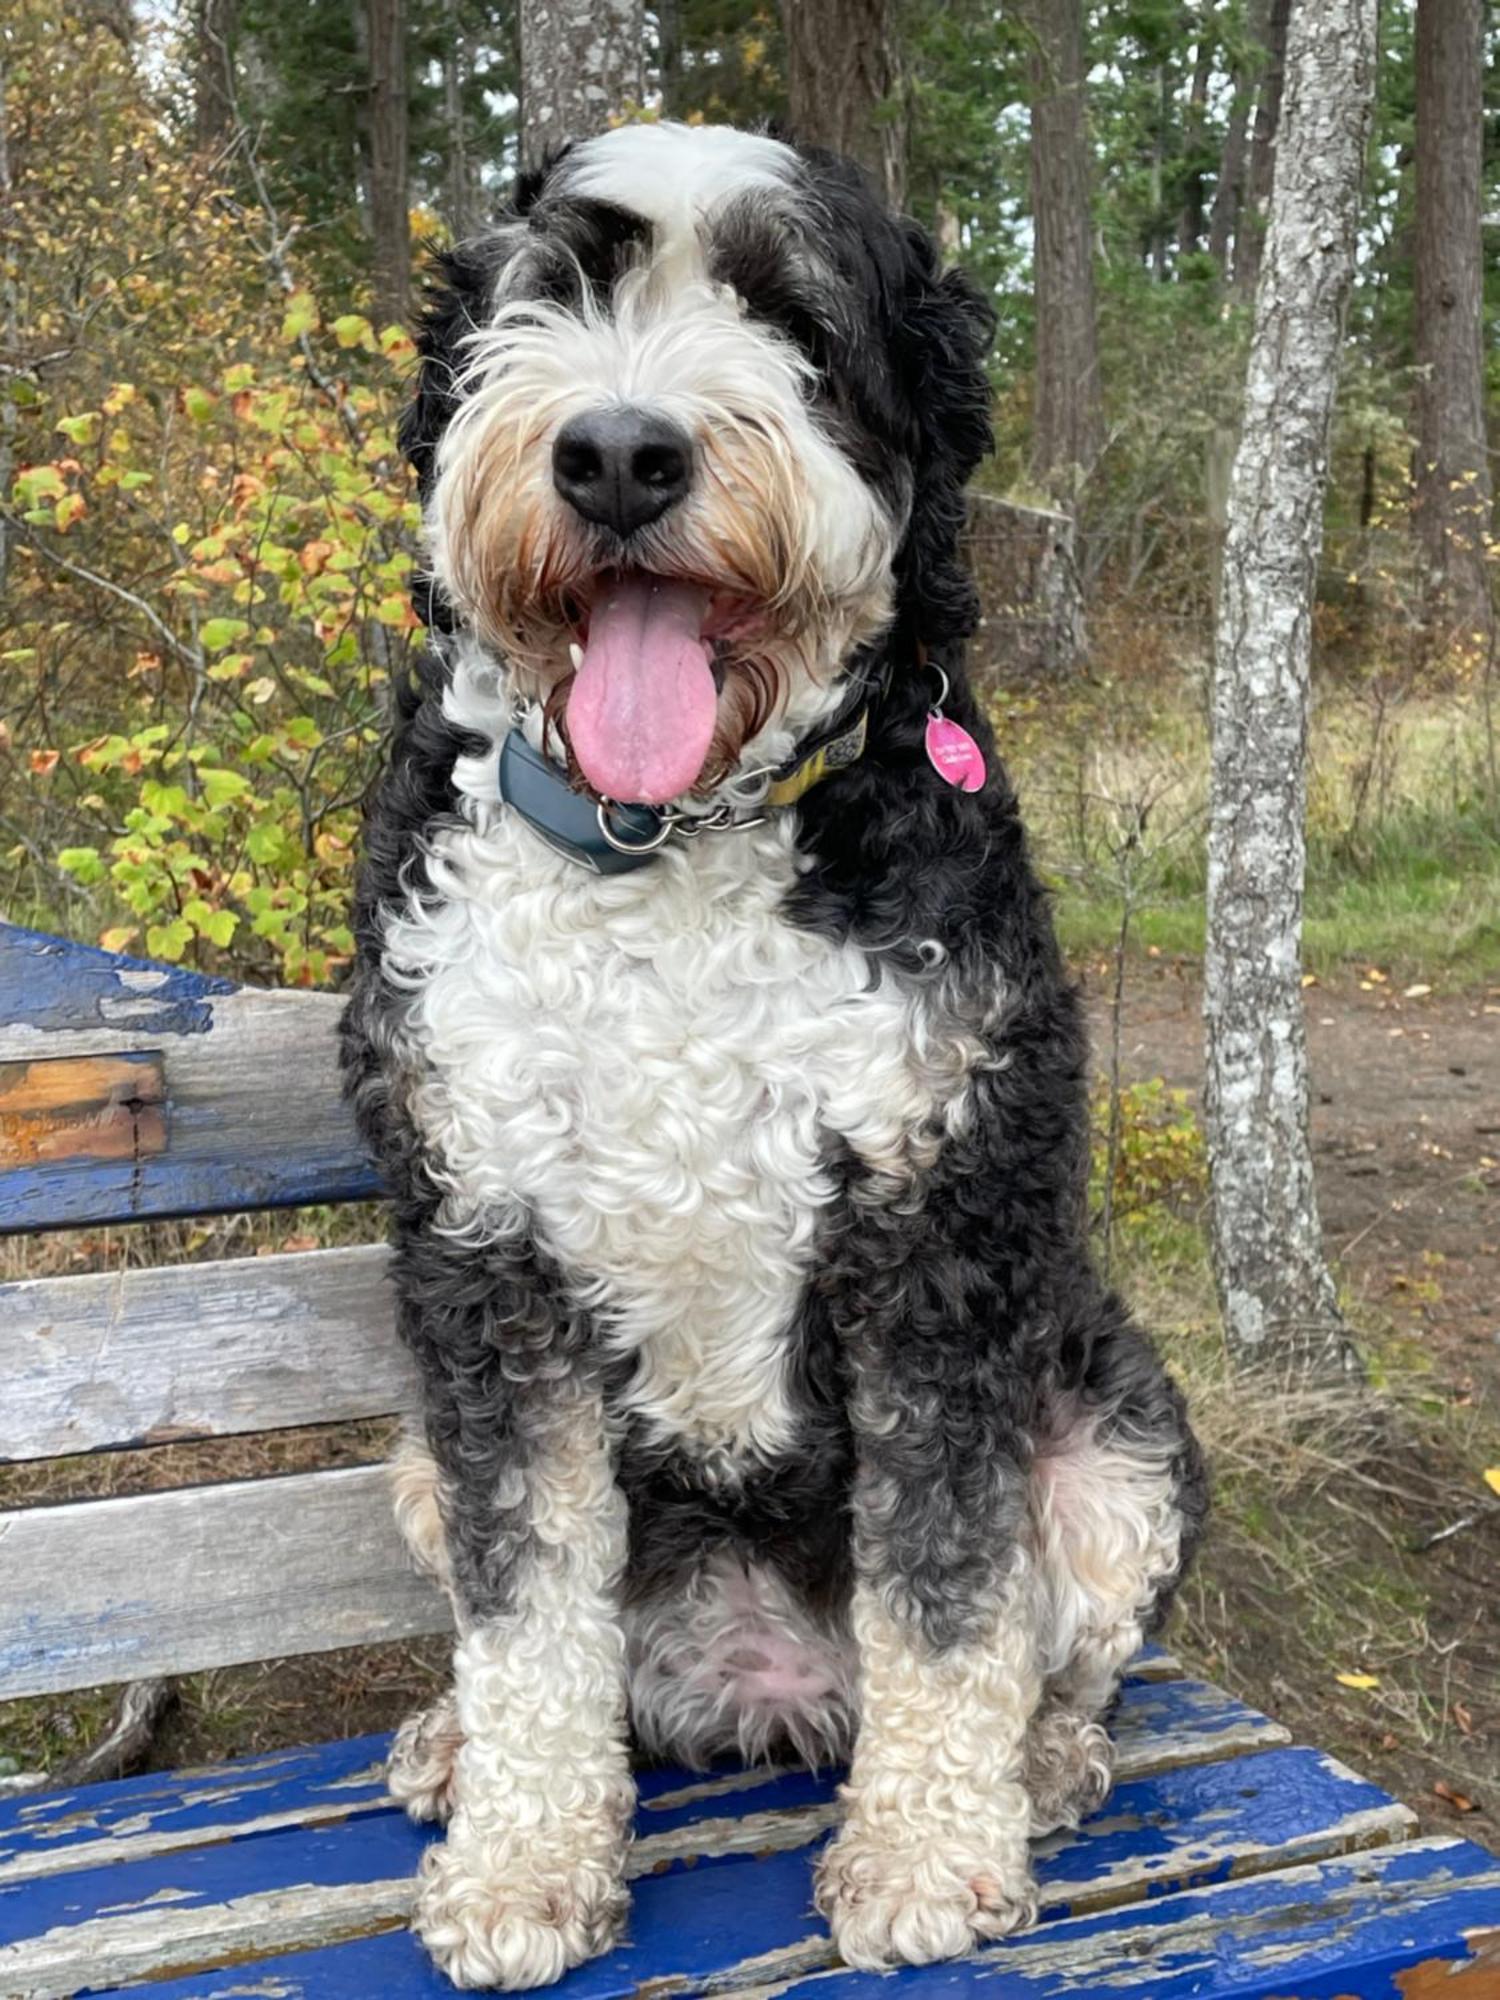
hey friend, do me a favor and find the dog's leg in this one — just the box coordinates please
[1025,1317,1208,1837]
[815,1357,1044,1969]
[392,1240,632,1992]
[387,1435,465,1825]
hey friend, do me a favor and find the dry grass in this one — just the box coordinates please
[1107,1218,1500,1849]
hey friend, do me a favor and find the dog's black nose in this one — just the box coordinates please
[552,408,693,538]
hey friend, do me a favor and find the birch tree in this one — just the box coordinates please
[1203,0,1376,1379]
[518,0,643,169]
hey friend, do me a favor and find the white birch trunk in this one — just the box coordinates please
[1203,0,1376,1378]
[518,0,644,170]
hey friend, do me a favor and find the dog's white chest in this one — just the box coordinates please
[386,813,955,1462]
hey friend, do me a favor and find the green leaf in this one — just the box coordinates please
[185,898,239,948]
[15,465,66,505]
[198,767,252,808]
[55,413,101,445]
[200,617,251,653]
[146,918,194,962]
[281,292,320,341]
[331,313,375,350]
[58,845,105,885]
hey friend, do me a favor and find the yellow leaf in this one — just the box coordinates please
[1336,1672,1381,1691]
[1484,1468,1500,1497]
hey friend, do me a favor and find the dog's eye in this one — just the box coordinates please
[532,198,651,306]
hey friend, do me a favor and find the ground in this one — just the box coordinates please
[1108,965,1500,1384]
[1094,964,1499,1854]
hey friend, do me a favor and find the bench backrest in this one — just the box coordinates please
[0,921,450,1700]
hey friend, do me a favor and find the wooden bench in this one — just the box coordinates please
[2,917,1496,1998]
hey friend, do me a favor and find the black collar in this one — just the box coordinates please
[497,650,892,874]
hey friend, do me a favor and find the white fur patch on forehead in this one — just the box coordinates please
[555,122,797,255]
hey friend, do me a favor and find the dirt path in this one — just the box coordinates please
[1090,966,1500,1394]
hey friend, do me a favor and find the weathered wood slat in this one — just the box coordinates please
[77,1837,1500,2000]
[0,923,378,1233]
[0,1466,450,1700]
[0,1245,411,1462]
[0,1673,1263,1887]
[0,1745,1416,1996]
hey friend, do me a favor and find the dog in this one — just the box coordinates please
[341,120,1208,1992]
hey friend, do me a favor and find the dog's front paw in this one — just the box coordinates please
[414,1829,629,1990]
[1024,1707,1113,1838]
[387,1692,463,1825]
[816,1823,1038,1969]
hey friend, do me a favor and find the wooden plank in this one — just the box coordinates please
[0,1052,166,1170]
[73,1836,1500,2000]
[0,923,379,1233]
[0,1245,412,1462]
[0,1745,1417,1995]
[0,1673,1276,1887]
[0,1466,451,1700]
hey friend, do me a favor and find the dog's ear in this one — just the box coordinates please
[891,222,996,648]
[399,240,507,499]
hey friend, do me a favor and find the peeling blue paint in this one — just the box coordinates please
[1,922,236,1037]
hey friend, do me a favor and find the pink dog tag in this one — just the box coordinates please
[925,712,986,792]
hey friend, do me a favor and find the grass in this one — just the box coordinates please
[1104,1208,1500,1846]
[996,668,1500,983]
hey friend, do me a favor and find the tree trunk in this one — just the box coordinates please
[1207,0,1264,277]
[441,0,477,238]
[1204,0,1376,1379]
[657,0,683,118]
[1021,0,1103,502]
[1177,21,1214,256]
[779,0,907,208]
[1413,0,1495,654]
[518,0,644,170]
[1231,0,1291,303]
[365,0,409,324]
[193,0,238,150]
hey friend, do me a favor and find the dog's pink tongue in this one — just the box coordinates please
[568,576,716,804]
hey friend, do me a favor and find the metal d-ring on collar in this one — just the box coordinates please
[593,791,770,857]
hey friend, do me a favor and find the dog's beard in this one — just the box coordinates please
[437,418,890,803]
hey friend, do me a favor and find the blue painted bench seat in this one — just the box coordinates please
[2,921,1495,1995]
[1,1670,1495,1996]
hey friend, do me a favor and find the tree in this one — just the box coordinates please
[193,0,238,150]
[1230,0,1290,302]
[364,0,409,324]
[779,0,907,207]
[1412,0,1494,654]
[518,0,643,168]
[1203,0,1377,1379]
[1020,0,1103,502]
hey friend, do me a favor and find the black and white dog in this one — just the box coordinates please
[343,121,1207,1992]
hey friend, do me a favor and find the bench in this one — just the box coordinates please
[2,916,1496,1998]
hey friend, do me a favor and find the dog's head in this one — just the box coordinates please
[404,123,994,806]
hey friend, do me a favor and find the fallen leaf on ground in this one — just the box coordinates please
[1403,983,1432,998]
[1453,1704,1474,1737]
[1485,1468,1500,1497]
[1433,1779,1478,1813]
[1336,1672,1381,1691]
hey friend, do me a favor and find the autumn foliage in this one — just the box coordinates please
[2,0,421,983]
